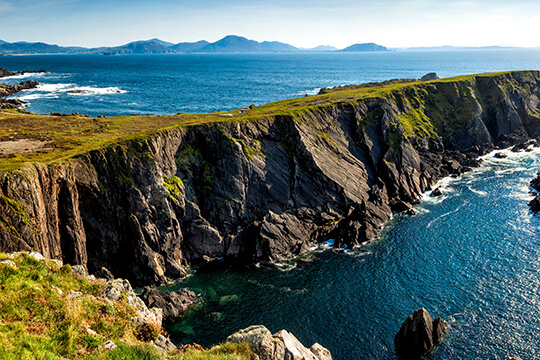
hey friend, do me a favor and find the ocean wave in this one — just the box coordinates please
[10,82,127,101]
[427,201,468,228]
[295,88,322,96]
[466,186,488,196]
[2,72,47,80]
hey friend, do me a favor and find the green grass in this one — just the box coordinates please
[0,252,253,360]
[0,70,532,171]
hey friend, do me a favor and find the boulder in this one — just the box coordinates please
[94,267,114,280]
[227,325,332,360]
[102,340,116,351]
[101,278,133,302]
[494,152,508,159]
[0,259,16,268]
[0,68,15,78]
[71,265,87,276]
[529,195,540,213]
[394,308,448,360]
[430,188,442,197]
[530,172,540,192]
[28,251,45,261]
[420,73,439,81]
[154,334,176,352]
[140,287,198,322]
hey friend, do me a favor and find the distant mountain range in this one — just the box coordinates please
[0,35,390,55]
[1,36,525,55]
[341,43,388,52]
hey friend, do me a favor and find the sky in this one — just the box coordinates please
[1,0,539,49]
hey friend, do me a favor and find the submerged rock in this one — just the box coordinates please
[140,287,198,322]
[227,325,332,360]
[494,152,508,158]
[394,308,448,360]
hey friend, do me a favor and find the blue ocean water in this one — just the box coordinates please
[2,49,540,117]
[168,149,540,360]
[3,50,540,358]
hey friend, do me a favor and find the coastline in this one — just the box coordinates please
[0,70,540,358]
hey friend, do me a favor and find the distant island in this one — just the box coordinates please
[0,35,389,55]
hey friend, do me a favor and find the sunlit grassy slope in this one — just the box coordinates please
[0,71,523,171]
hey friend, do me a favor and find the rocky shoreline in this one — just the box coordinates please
[1,71,540,286]
[0,71,539,358]
[0,67,40,109]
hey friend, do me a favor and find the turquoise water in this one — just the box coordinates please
[2,50,540,116]
[166,148,540,359]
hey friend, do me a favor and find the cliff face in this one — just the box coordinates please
[2,71,540,286]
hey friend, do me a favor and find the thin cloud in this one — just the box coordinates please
[0,1,13,12]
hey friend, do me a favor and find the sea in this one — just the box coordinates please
[3,49,540,359]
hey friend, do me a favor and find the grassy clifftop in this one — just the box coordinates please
[0,253,252,359]
[0,70,536,171]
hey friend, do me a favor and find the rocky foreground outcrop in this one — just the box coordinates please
[2,71,540,285]
[394,308,448,359]
[0,79,39,109]
[227,325,332,360]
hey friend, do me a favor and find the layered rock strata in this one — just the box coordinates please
[1,72,540,285]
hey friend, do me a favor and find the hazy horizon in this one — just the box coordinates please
[1,0,539,49]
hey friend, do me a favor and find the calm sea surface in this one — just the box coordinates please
[3,50,540,359]
[2,50,540,116]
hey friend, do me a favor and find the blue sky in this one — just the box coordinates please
[1,0,539,48]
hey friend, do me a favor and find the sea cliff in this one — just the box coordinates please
[1,71,540,286]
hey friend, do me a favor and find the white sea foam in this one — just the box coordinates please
[466,186,488,196]
[9,82,127,102]
[427,201,468,228]
[295,88,322,96]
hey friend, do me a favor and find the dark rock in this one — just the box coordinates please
[494,152,508,159]
[420,72,439,81]
[95,266,114,280]
[529,195,540,213]
[0,80,39,110]
[405,208,418,216]
[430,188,442,197]
[0,68,15,78]
[140,287,198,322]
[530,172,540,192]
[432,317,448,344]
[3,72,540,286]
[395,308,448,360]
[0,99,27,110]
[443,159,462,175]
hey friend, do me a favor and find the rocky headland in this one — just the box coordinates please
[0,71,540,287]
[0,69,39,109]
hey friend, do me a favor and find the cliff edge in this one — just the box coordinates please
[1,71,540,285]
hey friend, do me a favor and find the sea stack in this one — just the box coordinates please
[394,308,448,359]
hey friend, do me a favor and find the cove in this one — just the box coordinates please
[167,148,540,360]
